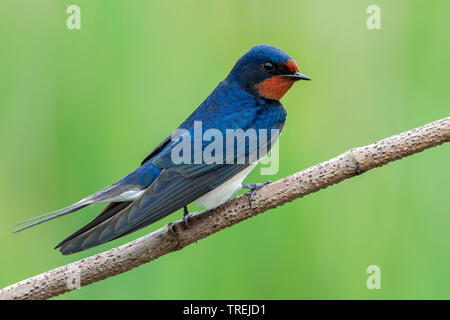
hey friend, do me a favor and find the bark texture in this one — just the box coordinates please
[1,117,448,300]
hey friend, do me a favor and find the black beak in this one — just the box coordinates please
[284,72,311,81]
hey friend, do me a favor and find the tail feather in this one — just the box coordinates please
[55,201,132,250]
[12,200,92,233]
[12,179,145,233]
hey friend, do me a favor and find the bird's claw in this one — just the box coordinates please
[182,206,197,229]
[241,180,271,207]
[183,214,190,229]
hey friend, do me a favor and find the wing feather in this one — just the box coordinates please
[59,164,247,254]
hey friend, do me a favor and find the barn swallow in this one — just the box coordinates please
[14,44,310,254]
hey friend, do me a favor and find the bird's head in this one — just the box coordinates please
[228,44,310,101]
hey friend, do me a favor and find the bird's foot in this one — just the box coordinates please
[241,180,271,207]
[183,206,198,229]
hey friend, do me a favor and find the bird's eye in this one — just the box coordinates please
[263,61,275,72]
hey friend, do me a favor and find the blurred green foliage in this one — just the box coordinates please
[0,0,449,299]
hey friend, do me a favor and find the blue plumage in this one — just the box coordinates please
[13,45,310,254]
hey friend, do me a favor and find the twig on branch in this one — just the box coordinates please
[1,117,449,300]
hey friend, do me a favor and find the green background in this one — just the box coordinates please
[0,0,449,299]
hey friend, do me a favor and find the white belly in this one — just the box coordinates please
[196,163,257,210]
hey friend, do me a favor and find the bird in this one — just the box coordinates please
[13,44,310,254]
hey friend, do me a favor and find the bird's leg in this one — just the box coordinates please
[241,180,271,207]
[183,206,194,229]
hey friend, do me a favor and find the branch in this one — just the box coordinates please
[1,117,449,300]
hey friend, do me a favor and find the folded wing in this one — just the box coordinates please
[58,164,247,254]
